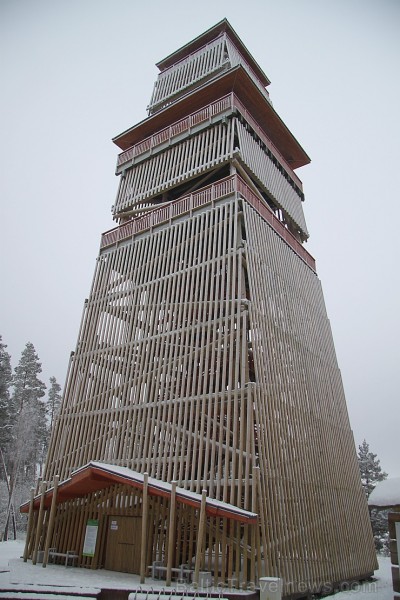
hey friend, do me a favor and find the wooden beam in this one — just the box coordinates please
[193,489,207,587]
[139,472,149,583]
[32,481,46,565]
[166,481,177,586]
[23,488,35,562]
[42,475,59,568]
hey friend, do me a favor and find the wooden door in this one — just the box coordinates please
[104,516,142,573]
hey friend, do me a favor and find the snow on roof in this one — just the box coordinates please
[368,477,400,508]
[21,461,257,524]
[87,461,257,522]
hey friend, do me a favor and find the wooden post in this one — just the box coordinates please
[23,488,35,562]
[193,489,207,587]
[166,481,177,586]
[32,481,47,565]
[42,475,59,568]
[254,466,263,579]
[250,466,258,585]
[140,472,149,584]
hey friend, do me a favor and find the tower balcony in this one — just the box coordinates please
[147,27,272,116]
[116,92,303,192]
[101,174,316,272]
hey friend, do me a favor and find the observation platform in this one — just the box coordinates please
[100,174,316,273]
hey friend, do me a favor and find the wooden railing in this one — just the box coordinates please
[225,37,272,107]
[148,35,226,114]
[101,175,316,272]
[101,176,235,248]
[116,93,302,192]
[117,95,232,168]
[231,96,303,190]
[235,177,314,269]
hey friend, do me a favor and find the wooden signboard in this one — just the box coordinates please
[82,519,99,557]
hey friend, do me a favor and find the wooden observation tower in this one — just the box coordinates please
[22,20,377,598]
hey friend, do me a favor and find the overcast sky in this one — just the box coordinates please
[1,0,399,477]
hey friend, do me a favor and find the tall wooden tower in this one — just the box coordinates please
[23,20,377,598]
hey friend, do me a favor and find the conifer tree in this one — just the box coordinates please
[47,376,62,431]
[10,342,47,478]
[0,336,13,453]
[2,342,46,540]
[0,336,16,538]
[358,439,389,553]
[358,439,388,498]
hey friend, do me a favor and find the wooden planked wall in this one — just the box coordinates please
[243,201,377,595]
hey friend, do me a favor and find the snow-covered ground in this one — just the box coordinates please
[0,540,394,599]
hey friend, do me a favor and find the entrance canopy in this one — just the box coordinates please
[20,461,257,524]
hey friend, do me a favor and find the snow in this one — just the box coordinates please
[88,461,258,518]
[0,541,395,599]
[368,477,400,508]
[29,461,257,521]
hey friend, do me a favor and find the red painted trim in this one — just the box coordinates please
[20,463,257,524]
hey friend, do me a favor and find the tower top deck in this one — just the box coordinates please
[113,19,310,170]
[156,18,270,87]
[113,67,310,170]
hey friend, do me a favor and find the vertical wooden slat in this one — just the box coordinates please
[166,481,177,586]
[42,476,59,568]
[193,490,207,587]
[32,481,47,565]
[140,473,149,583]
[23,488,35,562]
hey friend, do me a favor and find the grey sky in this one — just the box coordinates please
[1,0,399,476]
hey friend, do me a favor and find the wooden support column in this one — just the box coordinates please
[23,488,35,562]
[32,481,47,565]
[254,466,263,578]
[250,466,258,585]
[166,481,177,586]
[193,489,207,587]
[140,472,149,584]
[42,475,59,568]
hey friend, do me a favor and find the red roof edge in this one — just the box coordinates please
[20,462,257,524]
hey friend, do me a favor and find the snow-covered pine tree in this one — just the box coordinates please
[2,342,46,540]
[47,376,62,431]
[358,439,389,553]
[358,439,388,498]
[0,336,15,539]
[11,342,47,479]
[0,336,13,453]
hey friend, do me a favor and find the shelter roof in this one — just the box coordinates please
[20,461,258,524]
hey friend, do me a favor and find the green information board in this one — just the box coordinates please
[82,519,99,557]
